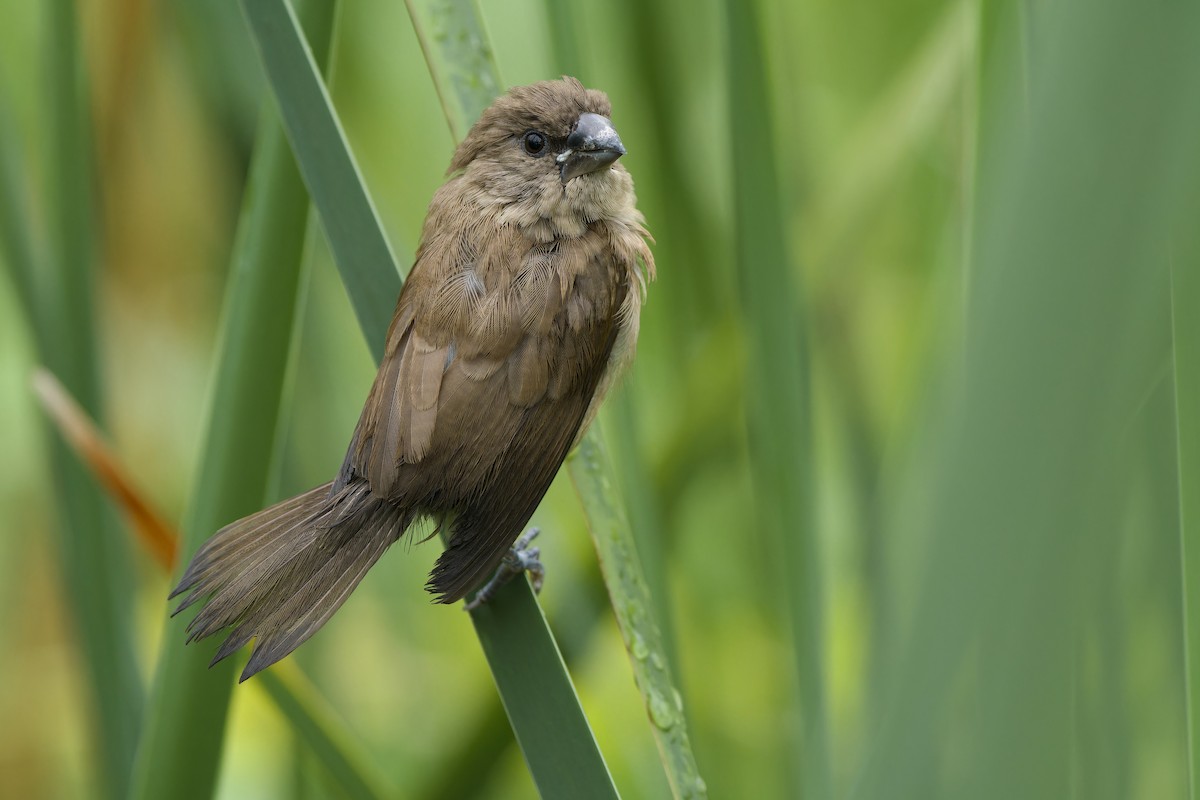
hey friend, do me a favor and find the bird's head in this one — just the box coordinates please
[449,77,634,236]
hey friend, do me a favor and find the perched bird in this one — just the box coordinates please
[171,77,654,681]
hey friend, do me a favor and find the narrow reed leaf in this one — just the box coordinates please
[35,364,397,799]
[969,0,1030,313]
[541,0,680,677]
[407,0,705,794]
[239,0,401,357]
[1173,188,1200,800]
[467,572,619,797]
[421,570,616,799]
[852,1,1200,797]
[243,1,618,795]
[402,0,502,142]
[130,3,338,797]
[259,665,394,800]
[544,0,584,82]
[0,87,38,326]
[724,1,827,797]
[41,0,142,795]
[570,432,707,798]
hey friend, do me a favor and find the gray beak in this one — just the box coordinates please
[558,112,626,184]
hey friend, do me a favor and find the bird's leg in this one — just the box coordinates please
[464,528,544,611]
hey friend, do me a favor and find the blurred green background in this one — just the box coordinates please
[3,0,1200,798]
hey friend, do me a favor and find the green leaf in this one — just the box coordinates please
[724,1,827,797]
[0,84,39,328]
[402,0,503,142]
[37,1,143,796]
[128,2,339,797]
[569,433,707,798]
[258,665,393,800]
[240,0,402,360]
[851,1,1200,797]
[1174,170,1200,800]
[241,0,618,796]
[408,0,706,795]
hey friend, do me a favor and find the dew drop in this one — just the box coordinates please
[648,690,674,730]
[632,632,649,660]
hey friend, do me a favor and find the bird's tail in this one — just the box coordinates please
[170,480,409,681]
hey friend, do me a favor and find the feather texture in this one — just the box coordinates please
[172,78,654,674]
[171,481,410,681]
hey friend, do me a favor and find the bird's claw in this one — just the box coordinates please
[464,528,544,611]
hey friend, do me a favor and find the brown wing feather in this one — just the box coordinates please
[339,218,628,602]
[426,328,622,601]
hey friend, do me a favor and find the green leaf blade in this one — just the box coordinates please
[1174,177,1200,800]
[39,1,143,796]
[129,3,338,796]
[241,1,619,796]
[241,0,402,358]
[724,0,827,797]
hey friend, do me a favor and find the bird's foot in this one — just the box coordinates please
[464,528,544,611]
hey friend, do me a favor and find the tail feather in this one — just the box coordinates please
[171,480,407,681]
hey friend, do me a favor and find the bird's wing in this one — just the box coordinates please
[339,223,630,601]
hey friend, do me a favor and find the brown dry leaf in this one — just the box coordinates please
[32,367,179,571]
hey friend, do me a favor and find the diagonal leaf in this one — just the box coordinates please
[0,84,39,330]
[240,0,618,796]
[570,432,707,798]
[402,0,503,143]
[129,2,339,797]
[258,665,393,800]
[406,1,705,796]
[33,364,391,799]
[1173,183,1200,800]
[39,1,143,795]
[239,0,401,362]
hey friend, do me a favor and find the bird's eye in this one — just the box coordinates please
[522,131,547,156]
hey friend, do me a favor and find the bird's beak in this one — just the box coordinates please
[558,112,626,185]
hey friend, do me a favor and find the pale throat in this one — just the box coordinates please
[473,165,636,243]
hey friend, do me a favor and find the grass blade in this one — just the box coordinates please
[1174,184,1200,800]
[724,1,827,796]
[241,1,618,795]
[40,1,143,795]
[851,1,1200,796]
[129,3,338,797]
[402,0,502,142]
[259,665,393,800]
[541,0,680,676]
[570,432,707,798]
[0,86,39,328]
[466,569,619,796]
[35,362,394,799]
[407,1,706,795]
[238,0,401,361]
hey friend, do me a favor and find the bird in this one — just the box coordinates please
[170,77,654,682]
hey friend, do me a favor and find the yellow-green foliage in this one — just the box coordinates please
[2,0,1199,798]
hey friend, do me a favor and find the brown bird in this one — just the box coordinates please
[170,78,654,681]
